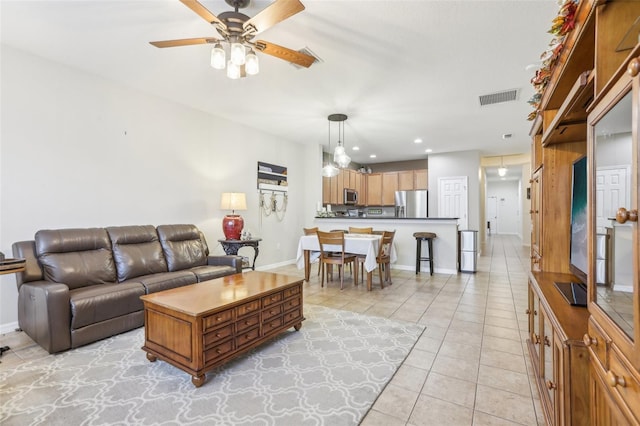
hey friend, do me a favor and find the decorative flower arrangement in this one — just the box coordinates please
[527,0,579,120]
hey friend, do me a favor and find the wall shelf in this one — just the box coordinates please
[257,161,288,192]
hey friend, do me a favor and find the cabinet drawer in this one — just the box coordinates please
[235,327,260,348]
[235,300,260,317]
[237,313,259,333]
[284,308,301,323]
[204,340,234,363]
[587,317,609,369]
[284,286,300,298]
[203,324,233,348]
[263,304,283,321]
[608,347,640,422]
[262,292,283,307]
[263,316,284,334]
[203,309,232,331]
[283,296,301,311]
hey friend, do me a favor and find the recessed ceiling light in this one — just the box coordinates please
[352,146,360,151]
[414,138,423,144]
[369,154,377,158]
[425,149,433,153]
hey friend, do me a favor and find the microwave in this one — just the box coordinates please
[344,188,358,205]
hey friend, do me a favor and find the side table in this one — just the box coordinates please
[218,238,262,270]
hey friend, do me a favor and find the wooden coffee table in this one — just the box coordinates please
[140,271,304,387]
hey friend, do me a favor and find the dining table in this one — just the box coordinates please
[295,234,397,291]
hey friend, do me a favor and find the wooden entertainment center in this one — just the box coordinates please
[527,0,639,424]
[140,272,303,387]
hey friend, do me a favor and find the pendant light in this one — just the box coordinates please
[322,116,340,177]
[498,156,508,177]
[328,113,350,169]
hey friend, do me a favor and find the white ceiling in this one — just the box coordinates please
[0,0,558,165]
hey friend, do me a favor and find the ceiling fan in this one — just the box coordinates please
[150,0,315,78]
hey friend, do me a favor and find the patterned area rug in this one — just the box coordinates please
[0,305,424,426]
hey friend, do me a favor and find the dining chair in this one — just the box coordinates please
[303,227,321,276]
[357,230,395,288]
[317,230,358,290]
[349,226,373,278]
[348,226,373,234]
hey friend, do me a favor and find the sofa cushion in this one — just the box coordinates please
[106,225,168,282]
[69,282,145,329]
[189,265,238,282]
[36,228,116,289]
[125,270,198,294]
[157,225,207,272]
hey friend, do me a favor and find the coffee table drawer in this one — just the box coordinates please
[204,340,234,363]
[204,324,233,348]
[263,304,283,321]
[284,286,300,298]
[264,316,284,334]
[283,296,300,311]
[262,292,283,307]
[284,308,302,323]
[203,309,232,331]
[237,313,259,332]
[236,327,260,348]
[236,300,260,317]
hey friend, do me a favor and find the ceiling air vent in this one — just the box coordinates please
[479,89,520,106]
[289,47,323,69]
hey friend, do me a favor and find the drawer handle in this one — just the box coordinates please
[546,380,556,390]
[217,317,223,322]
[533,334,541,345]
[244,320,250,325]
[525,308,530,315]
[583,334,597,347]
[216,348,221,354]
[607,371,626,388]
[544,336,551,347]
[215,333,221,338]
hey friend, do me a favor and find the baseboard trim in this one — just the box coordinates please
[0,321,19,335]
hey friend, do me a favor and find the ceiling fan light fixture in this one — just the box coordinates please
[230,42,246,66]
[245,49,259,75]
[211,43,226,69]
[227,60,241,79]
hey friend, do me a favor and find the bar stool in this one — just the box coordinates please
[413,232,436,275]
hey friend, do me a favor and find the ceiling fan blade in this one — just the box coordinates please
[150,37,220,48]
[244,0,305,35]
[255,40,315,68]
[179,0,226,28]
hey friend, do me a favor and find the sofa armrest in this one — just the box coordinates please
[18,280,72,353]
[207,255,243,273]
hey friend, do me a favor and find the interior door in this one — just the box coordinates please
[486,196,498,235]
[438,176,469,229]
[595,165,630,233]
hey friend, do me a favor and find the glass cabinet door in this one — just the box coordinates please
[589,65,638,359]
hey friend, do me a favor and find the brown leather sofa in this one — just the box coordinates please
[12,224,242,353]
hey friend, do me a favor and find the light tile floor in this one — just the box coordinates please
[0,234,544,425]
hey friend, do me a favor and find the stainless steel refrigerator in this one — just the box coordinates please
[394,190,428,218]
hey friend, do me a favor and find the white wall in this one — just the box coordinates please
[428,150,481,231]
[0,46,321,330]
[486,180,521,235]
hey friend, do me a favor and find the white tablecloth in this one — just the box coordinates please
[296,234,397,272]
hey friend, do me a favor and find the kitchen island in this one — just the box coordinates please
[312,217,460,274]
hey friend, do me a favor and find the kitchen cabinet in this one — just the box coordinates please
[382,172,398,205]
[366,173,382,206]
[398,169,428,190]
[530,167,542,272]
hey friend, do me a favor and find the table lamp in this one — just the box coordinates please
[220,192,247,240]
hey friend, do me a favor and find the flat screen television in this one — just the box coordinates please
[556,155,588,307]
[569,155,588,284]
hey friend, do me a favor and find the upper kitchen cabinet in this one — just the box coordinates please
[382,172,398,205]
[398,170,428,191]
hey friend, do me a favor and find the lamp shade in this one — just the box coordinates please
[220,193,247,211]
[221,192,247,240]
